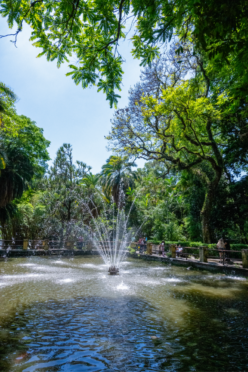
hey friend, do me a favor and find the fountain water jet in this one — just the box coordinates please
[81,186,143,274]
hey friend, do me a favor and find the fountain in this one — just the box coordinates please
[108,266,119,275]
[81,186,141,274]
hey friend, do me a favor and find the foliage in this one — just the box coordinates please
[127,247,136,254]
[0,115,50,208]
[0,89,50,239]
[133,169,186,242]
[0,82,16,114]
[9,191,46,240]
[39,143,92,240]
[1,0,248,108]
[0,83,247,245]
[107,42,248,242]
[100,155,138,205]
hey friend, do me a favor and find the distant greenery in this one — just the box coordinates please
[4,144,248,245]
[0,80,247,245]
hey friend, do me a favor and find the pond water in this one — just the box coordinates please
[0,256,248,371]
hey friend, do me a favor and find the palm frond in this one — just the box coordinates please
[0,82,16,101]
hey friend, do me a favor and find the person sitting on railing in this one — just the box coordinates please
[176,244,183,257]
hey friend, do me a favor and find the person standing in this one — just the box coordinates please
[176,244,183,257]
[159,241,165,257]
[217,238,225,262]
[77,236,84,249]
[138,237,144,254]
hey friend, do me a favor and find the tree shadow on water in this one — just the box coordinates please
[0,286,248,372]
[169,278,248,371]
[0,296,174,372]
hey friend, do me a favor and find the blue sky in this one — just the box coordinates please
[0,18,144,172]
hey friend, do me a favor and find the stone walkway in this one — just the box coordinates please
[133,252,248,277]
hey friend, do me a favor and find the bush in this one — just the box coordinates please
[127,246,136,254]
[151,220,186,242]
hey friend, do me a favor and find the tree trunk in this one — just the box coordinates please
[200,176,221,243]
[201,206,212,243]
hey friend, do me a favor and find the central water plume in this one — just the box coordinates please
[81,187,142,274]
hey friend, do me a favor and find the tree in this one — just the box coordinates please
[7,190,47,242]
[100,155,138,205]
[132,162,186,241]
[106,45,241,242]
[0,82,16,114]
[0,115,50,208]
[1,0,247,106]
[81,173,100,190]
[40,144,92,241]
[0,106,50,239]
[0,82,17,171]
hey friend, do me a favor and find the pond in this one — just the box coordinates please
[0,256,248,371]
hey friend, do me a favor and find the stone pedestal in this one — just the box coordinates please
[42,239,49,250]
[66,241,75,249]
[23,239,29,250]
[87,241,93,251]
[199,246,208,262]
[147,243,152,255]
[169,244,176,258]
[242,249,248,268]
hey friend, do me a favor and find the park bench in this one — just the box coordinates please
[177,251,189,259]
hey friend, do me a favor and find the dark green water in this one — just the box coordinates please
[0,256,247,371]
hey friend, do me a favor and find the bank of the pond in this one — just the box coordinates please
[0,249,100,257]
[128,252,248,277]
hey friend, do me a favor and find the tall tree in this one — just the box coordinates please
[0,110,50,240]
[41,144,91,240]
[107,45,245,242]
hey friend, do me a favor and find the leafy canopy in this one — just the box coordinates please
[1,0,247,106]
[0,90,50,209]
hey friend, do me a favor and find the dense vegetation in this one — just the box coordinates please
[1,0,248,243]
[0,90,247,244]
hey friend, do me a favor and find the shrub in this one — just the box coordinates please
[127,246,136,254]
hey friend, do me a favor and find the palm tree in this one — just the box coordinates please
[80,173,102,219]
[81,173,100,190]
[100,156,139,205]
[0,82,16,113]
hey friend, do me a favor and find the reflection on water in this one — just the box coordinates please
[0,257,248,371]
